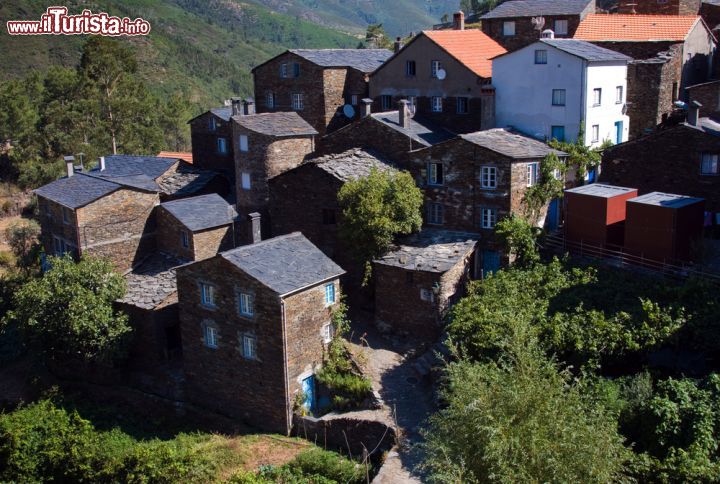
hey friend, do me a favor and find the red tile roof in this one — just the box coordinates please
[424,29,507,78]
[157,151,193,163]
[574,14,701,42]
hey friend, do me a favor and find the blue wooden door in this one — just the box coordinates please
[547,199,560,231]
[614,121,623,144]
[551,125,565,142]
[302,375,316,413]
[482,250,500,278]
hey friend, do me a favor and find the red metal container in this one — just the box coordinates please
[564,184,638,248]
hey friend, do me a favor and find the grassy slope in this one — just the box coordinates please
[0,0,360,108]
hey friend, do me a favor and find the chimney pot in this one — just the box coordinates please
[394,37,402,53]
[453,11,465,30]
[231,97,242,116]
[248,212,261,244]
[398,99,410,128]
[688,100,702,126]
[243,98,255,116]
[64,155,75,177]
[541,29,555,39]
[361,98,373,117]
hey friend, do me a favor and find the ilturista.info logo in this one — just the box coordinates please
[6,6,151,36]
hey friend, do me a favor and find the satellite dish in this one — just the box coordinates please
[343,104,355,118]
[436,69,447,80]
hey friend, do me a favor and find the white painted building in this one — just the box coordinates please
[493,37,631,148]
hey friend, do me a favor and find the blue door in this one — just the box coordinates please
[614,121,623,144]
[547,199,560,231]
[482,250,501,278]
[551,125,565,142]
[587,168,596,183]
[302,375,316,413]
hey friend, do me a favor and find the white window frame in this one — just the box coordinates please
[239,134,249,152]
[616,86,624,104]
[481,166,497,189]
[351,94,359,105]
[200,283,215,308]
[481,207,497,229]
[431,60,442,78]
[204,325,218,349]
[420,288,434,302]
[181,230,189,249]
[527,162,540,187]
[554,19,568,36]
[406,60,416,77]
[321,323,334,344]
[591,124,600,143]
[700,153,719,175]
[431,96,443,113]
[534,50,547,64]
[428,203,444,225]
[324,282,336,306]
[242,334,257,360]
[238,291,254,317]
[552,89,566,106]
[593,88,602,106]
[428,162,443,186]
[503,21,515,36]
[292,93,304,111]
[241,172,251,190]
[266,92,275,109]
[217,137,228,154]
[456,97,468,114]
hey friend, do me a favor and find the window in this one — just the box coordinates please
[200,283,215,307]
[616,86,624,104]
[204,325,218,349]
[431,60,442,78]
[321,323,334,344]
[701,153,719,175]
[427,203,444,225]
[324,283,336,306]
[351,94,359,105]
[406,60,416,77]
[242,334,257,360]
[428,162,444,185]
[481,207,497,229]
[266,92,275,109]
[181,230,189,249]
[552,89,566,106]
[420,288,434,302]
[322,209,336,225]
[591,124,600,143]
[53,236,75,257]
[481,166,497,189]
[672,82,679,102]
[217,137,228,154]
[292,93,304,111]
[554,19,568,35]
[456,97,468,114]
[527,162,540,187]
[239,134,249,152]
[431,96,443,113]
[593,88,602,106]
[534,50,547,64]
[238,292,254,317]
[381,95,392,110]
[280,63,288,78]
[503,21,515,36]
[44,200,52,218]
[208,117,217,131]
[551,125,565,142]
[292,63,300,78]
[62,207,70,224]
[241,172,251,190]
[405,272,414,285]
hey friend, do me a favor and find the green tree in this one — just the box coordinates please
[365,24,392,49]
[494,214,540,267]
[4,219,40,272]
[5,255,131,362]
[337,168,423,284]
[548,127,606,181]
[459,0,502,16]
[522,152,565,223]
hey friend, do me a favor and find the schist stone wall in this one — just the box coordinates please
[38,197,80,256]
[323,67,371,134]
[617,0,700,15]
[118,300,180,369]
[190,112,235,179]
[687,81,720,117]
[482,14,585,51]
[156,207,235,261]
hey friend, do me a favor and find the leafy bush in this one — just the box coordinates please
[316,338,372,411]
[286,449,364,484]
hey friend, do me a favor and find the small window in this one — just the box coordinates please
[420,288,434,302]
[44,200,52,217]
[456,97,468,114]
[293,63,300,78]
[280,63,288,78]
[551,125,565,142]
[238,292,254,317]
[292,93,304,111]
[322,209,336,225]
[405,272,414,285]
[481,166,497,189]
[217,137,228,154]
[324,283,336,305]
[62,207,70,224]
[239,134,249,152]
[428,162,444,185]
[616,86,623,104]
[242,334,257,360]
[381,95,392,110]
[431,60,442,78]
[321,323,334,344]
[701,153,719,175]
[351,94,359,105]
[593,88,602,106]
[552,89,566,106]
[591,124,600,143]
[209,117,217,131]
[181,230,189,249]
[481,208,497,229]
[427,203,444,225]
[406,60,416,77]
[241,172,251,190]
[503,21,515,36]
[266,92,275,109]
[200,283,215,307]
[527,162,539,187]
[204,325,218,349]
[431,96,443,113]
[672,82,679,102]
[554,19,568,36]
[534,50,547,64]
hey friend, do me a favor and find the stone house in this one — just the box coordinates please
[369,25,506,133]
[252,49,392,136]
[700,1,720,34]
[493,38,631,147]
[188,105,236,180]
[600,105,720,215]
[616,0,701,15]
[177,232,345,434]
[408,128,566,271]
[232,111,318,234]
[480,0,596,51]
[687,79,720,117]
[373,230,479,341]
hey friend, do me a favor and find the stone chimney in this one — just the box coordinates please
[541,29,555,39]
[243,98,255,116]
[231,97,242,116]
[99,156,106,171]
[248,212,261,244]
[453,11,465,30]
[64,156,75,177]
[688,100,702,126]
[398,99,410,128]
[361,98,373,117]
[394,37,402,53]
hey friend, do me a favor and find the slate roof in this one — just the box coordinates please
[119,252,187,310]
[160,193,237,232]
[233,112,318,137]
[629,192,704,208]
[375,229,479,273]
[157,164,220,197]
[309,149,395,182]
[289,49,393,73]
[574,14,702,42]
[210,106,233,121]
[370,111,456,147]
[34,173,120,209]
[84,155,177,191]
[539,39,632,62]
[221,232,345,296]
[423,29,507,78]
[482,0,593,18]
[460,128,567,158]
[565,183,637,198]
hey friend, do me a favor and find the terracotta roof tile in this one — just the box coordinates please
[158,151,193,163]
[423,29,507,78]
[574,14,700,42]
